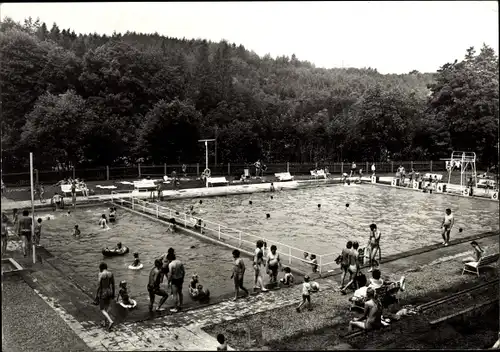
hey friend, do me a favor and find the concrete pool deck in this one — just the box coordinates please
[2,226,498,351]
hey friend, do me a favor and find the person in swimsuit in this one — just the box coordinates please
[167,252,185,312]
[231,249,249,300]
[341,241,360,294]
[73,224,81,237]
[51,192,64,210]
[348,287,383,332]
[441,208,454,246]
[296,275,313,312]
[96,262,115,331]
[18,210,33,257]
[148,259,169,312]
[1,214,8,255]
[99,214,110,229]
[280,267,294,285]
[253,247,269,292]
[340,241,353,288]
[462,241,485,263]
[34,218,42,246]
[109,207,116,223]
[131,252,141,267]
[266,245,281,287]
[368,224,381,272]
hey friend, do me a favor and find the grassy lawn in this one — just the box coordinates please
[202,254,498,350]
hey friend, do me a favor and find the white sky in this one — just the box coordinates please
[1,1,498,74]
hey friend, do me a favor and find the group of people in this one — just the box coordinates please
[1,209,43,257]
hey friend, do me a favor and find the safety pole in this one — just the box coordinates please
[30,153,36,264]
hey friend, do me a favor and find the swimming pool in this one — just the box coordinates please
[35,205,258,317]
[162,184,499,263]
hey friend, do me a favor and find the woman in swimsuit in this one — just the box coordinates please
[368,224,381,272]
[266,245,281,287]
[348,287,383,332]
[96,262,115,331]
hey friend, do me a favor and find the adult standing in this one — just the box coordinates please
[253,240,268,292]
[341,241,360,294]
[96,262,115,331]
[371,163,376,176]
[148,259,169,312]
[340,241,353,288]
[368,224,382,272]
[167,252,185,312]
[18,210,33,257]
[266,245,281,287]
[231,249,249,300]
[350,161,357,177]
[441,208,454,246]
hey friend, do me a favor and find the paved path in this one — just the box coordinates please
[4,230,497,351]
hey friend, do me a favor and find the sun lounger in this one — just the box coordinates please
[462,253,499,277]
[275,172,294,182]
[207,177,229,187]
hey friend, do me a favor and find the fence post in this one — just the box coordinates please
[164,163,167,176]
[72,166,76,179]
[35,169,39,185]
[287,162,290,173]
[410,161,413,170]
[156,204,159,218]
[106,166,110,181]
[218,225,221,240]
[366,161,368,173]
[228,163,230,176]
[197,163,200,176]
[430,160,433,172]
[341,162,344,175]
[138,163,141,178]
[319,255,322,275]
[288,247,292,264]
[391,161,394,173]
[315,162,318,169]
[239,231,242,247]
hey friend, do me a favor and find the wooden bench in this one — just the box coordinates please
[133,180,157,193]
[462,253,499,277]
[275,172,294,182]
[60,184,85,196]
[310,169,328,179]
[423,173,443,181]
[207,177,229,187]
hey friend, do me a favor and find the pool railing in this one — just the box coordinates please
[111,192,323,274]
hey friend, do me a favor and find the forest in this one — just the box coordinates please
[0,17,498,172]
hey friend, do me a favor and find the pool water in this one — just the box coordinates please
[36,206,257,315]
[163,184,499,265]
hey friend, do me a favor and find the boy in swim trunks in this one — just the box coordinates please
[167,252,185,312]
[231,249,249,300]
[296,275,312,312]
[34,218,42,246]
[73,224,81,237]
[18,210,33,257]
[368,224,381,272]
[441,208,454,246]
[148,259,169,312]
[341,241,360,294]
[340,241,353,287]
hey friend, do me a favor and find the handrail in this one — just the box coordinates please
[110,193,314,272]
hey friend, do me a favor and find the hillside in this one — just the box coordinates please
[0,17,497,170]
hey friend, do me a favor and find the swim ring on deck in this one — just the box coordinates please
[128,263,143,270]
[102,247,129,257]
[119,299,137,309]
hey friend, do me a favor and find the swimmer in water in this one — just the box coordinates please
[270,183,275,192]
[109,207,116,223]
[116,280,133,307]
[131,252,141,267]
[99,214,110,229]
[73,225,81,237]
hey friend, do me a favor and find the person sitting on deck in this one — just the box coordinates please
[351,269,406,301]
[280,267,295,285]
[462,241,485,264]
[348,287,383,333]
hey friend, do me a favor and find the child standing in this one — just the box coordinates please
[296,275,312,312]
[34,218,42,246]
[441,208,454,246]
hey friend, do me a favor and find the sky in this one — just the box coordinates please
[1,1,498,74]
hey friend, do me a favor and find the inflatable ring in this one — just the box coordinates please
[462,188,470,196]
[492,192,498,201]
[119,299,137,309]
[202,168,211,178]
[128,263,143,270]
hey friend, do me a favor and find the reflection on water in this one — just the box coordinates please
[163,184,499,257]
[37,207,255,307]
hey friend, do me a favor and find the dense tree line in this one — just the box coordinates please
[1,17,498,172]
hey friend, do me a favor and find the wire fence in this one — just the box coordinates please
[111,192,315,274]
[3,160,485,187]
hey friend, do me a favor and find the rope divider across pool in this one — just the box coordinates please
[111,192,331,274]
